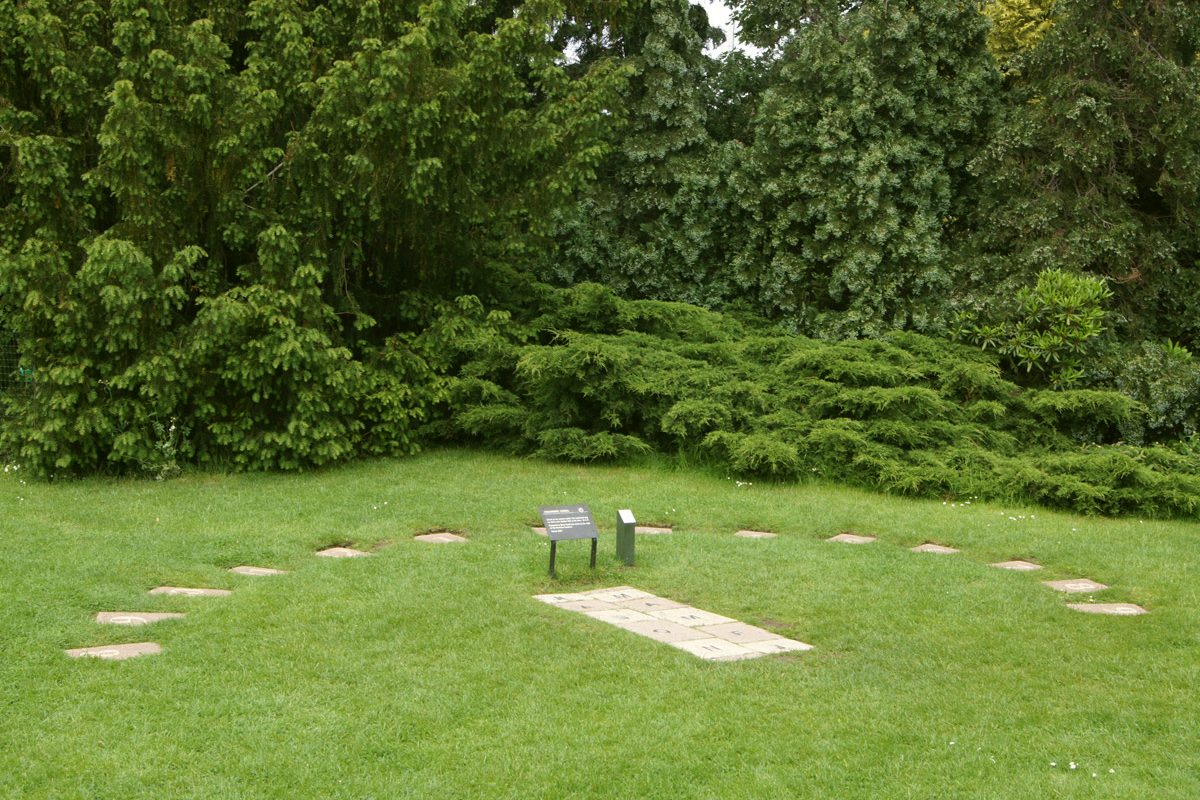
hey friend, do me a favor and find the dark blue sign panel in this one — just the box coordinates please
[539,505,599,541]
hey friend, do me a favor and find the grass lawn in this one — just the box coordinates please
[1,448,1197,799]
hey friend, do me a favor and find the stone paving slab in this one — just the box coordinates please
[743,637,814,654]
[669,638,758,660]
[648,606,738,628]
[1043,578,1108,593]
[148,586,231,597]
[65,642,162,660]
[613,596,687,612]
[694,622,782,644]
[414,533,468,543]
[229,566,288,576]
[583,587,654,603]
[990,560,1043,571]
[1066,603,1148,616]
[828,533,876,544]
[734,530,777,539]
[315,547,370,558]
[583,608,657,627]
[95,612,185,626]
[618,619,714,643]
[535,586,811,660]
[911,543,959,554]
[531,526,548,536]
[555,599,620,613]
[636,526,673,535]
[533,592,589,605]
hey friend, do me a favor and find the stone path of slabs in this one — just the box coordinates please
[813,529,1149,616]
[534,586,812,661]
[66,534,463,661]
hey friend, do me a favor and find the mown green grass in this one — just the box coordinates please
[1,449,1197,799]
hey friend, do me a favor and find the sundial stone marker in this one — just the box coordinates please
[531,526,548,537]
[694,622,782,644]
[990,560,1042,571]
[533,592,590,605]
[828,533,876,544]
[229,566,287,576]
[555,598,619,613]
[650,606,738,628]
[315,546,370,558]
[534,586,813,660]
[911,543,959,554]
[584,587,654,603]
[65,642,162,660]
[735,530,777,539]
[744,638,814,654]
[612,596,686,612]
[414,533,468,543]
[1066,603,1148,616]
[95,612,184,626]
[635,525,673,535]
[1043,578,1108,593]
[148,586,231,597]
[669,638,757,661]
[619,619,713,644]
[583,608,657,627]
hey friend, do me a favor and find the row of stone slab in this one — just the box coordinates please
[65,538,469,660]
[822,531,1148,616]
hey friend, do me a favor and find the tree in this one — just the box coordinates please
[731,0,998,337]
[0,0,625,473]
[970,0,1200,345]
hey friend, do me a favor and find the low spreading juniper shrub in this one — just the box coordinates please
[427,284,1200,517]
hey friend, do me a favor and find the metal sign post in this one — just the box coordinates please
[616,509,636,566]
[539,504,599,578]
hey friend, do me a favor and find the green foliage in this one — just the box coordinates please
[0,0,624,475]
[970,0,1200,346]
[982,0,1055,65]
[1091,340,1200,445]
[429,284,1200,517]
[957,268,1113,387]
[730,0,999,336]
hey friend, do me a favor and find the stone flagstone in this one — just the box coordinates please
[533,592,589,605]
[694,622,782,644]
[65,642,162,660]
[743,638,814,654]
[636,525,673,535]
[531,526,548,536]
[414,532,468,543]
[650,606,738,628]
[612,596,687,612]
[669,638,757,661]
[828,533,876,544]
[584,587,654,603]
[1043,578,1108,593]
[148,586,231,597]
[911,542,959,554]
[990,560,1042,571]
[315,546,370,558]
[583,608,657,627]
[229,566,288,576]
[618,619,713,644]
[95,612,185,626]
[734,530,777,539]
[1066,603,1148,616]
[535,586,814,661]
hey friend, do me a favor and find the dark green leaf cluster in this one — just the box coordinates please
[430,283,1200,517]
[0,0,624,474]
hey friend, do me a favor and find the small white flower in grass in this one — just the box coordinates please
[1109,769,1115,774]
[1069,762,1077,770]
[1092,773,1097,778]
[1050,762,1057,767]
